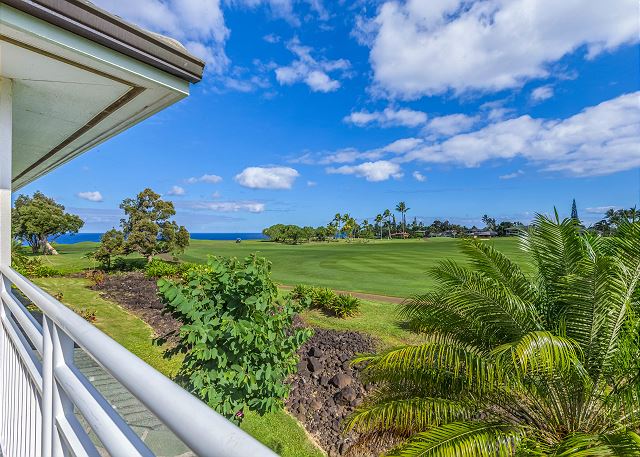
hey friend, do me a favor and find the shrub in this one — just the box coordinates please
[75,308,97,322]
[14,258,61,278]
[85,269,105,286]
[329,294,360,318]
[290,284,313,300]
[145,259,195,278]
[290,284,314,309]
[158,254,312,423]
[310,287,337,310]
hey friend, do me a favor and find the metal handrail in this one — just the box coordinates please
[0,265,278,457]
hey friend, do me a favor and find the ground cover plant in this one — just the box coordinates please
[158,255,312,423]
[347,215,640,456]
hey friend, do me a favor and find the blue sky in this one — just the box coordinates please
[20,0,640,232]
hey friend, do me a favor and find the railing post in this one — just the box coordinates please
[51,324,75,457]
[42,317,55,457]
[0,75,13,457]
[0,76,11,268]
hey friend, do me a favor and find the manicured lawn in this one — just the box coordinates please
[302,299,421,348]
[33,277,323,457]
[43,237,531,297]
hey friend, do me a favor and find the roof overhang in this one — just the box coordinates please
[0,1,205,189]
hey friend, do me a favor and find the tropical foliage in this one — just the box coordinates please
[291,284,361,318]
[347,214,640,456]
[158,255,311,423]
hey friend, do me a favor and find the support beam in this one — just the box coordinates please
[0,77,12,267]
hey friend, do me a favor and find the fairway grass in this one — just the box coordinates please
[45,237,530,298]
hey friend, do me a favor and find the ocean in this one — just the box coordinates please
[52,232,267,244]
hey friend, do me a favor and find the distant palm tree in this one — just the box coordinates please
[375,214,383,239]
[395,201,410,236]
[348,215,640,455]
[383,209,392,239]
[332,213,342,238]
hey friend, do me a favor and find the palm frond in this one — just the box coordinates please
[459,240,539,306]
[346,397,475,435]
[492,331,583,377]
[428,261,541,343]
[385,421,526,457]
[355,334,500,391]
[555,430,640,456]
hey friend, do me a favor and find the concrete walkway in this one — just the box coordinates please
[74,349,195,457]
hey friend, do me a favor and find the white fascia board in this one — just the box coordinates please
[0,4,190,94]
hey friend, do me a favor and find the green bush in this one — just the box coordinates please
[329,294,361,318]
[310,287,337,310]
[12,246,61,278]
[158,255,312,423]
[290,284,314,309]
[145,259,194,278]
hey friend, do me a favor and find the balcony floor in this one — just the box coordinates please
[74,349,195,457]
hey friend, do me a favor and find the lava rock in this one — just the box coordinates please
[308,357,323,373]
[330,373,352,389]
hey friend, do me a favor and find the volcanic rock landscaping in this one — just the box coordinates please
[91,272,182,344]
[91,272,382,456]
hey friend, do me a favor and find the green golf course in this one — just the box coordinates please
[39,236,530,298]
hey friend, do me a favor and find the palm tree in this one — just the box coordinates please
[383,209,392,239]
[347,214,640,456]
[332,213,342,238]
[395,202,410,236]
[375,214,383,239]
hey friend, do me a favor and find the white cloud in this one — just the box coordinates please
[92,0,229,73]
[383,138,424,153]
[77,191,103,202]
[586,206,617,214]
[235,166,300,189]
[186,174,223,184]
[197,200,265,213]
[365,0,638,98]
[531,85,554,102]
[327,160,403,182]
[412,171,427,182]
[425,114,479,136]
[230,0,327,24]
[344,107,427,128]
[275,38,350,92]
[167,185,186,195]
[402,92,640,177]
[499,170,525,180]
[263,33,280,43]
[307,180,317,187]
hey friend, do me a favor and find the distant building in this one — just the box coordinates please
[469,230,498,239]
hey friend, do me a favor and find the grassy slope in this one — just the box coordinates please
[46,237,530,298]
[303,299,420,347]
[34,277,323,457]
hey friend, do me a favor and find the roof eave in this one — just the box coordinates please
[2,0,205,83]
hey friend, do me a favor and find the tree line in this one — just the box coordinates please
[12,189,190,268]
[262,200,639,243]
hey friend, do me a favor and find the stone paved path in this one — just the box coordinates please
[74,349,195,457]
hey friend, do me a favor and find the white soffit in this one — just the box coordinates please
[0,4,191,189]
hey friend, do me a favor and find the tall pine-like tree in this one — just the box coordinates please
[571,198,580,222]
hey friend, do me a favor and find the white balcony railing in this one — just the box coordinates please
[0,264,278,457]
